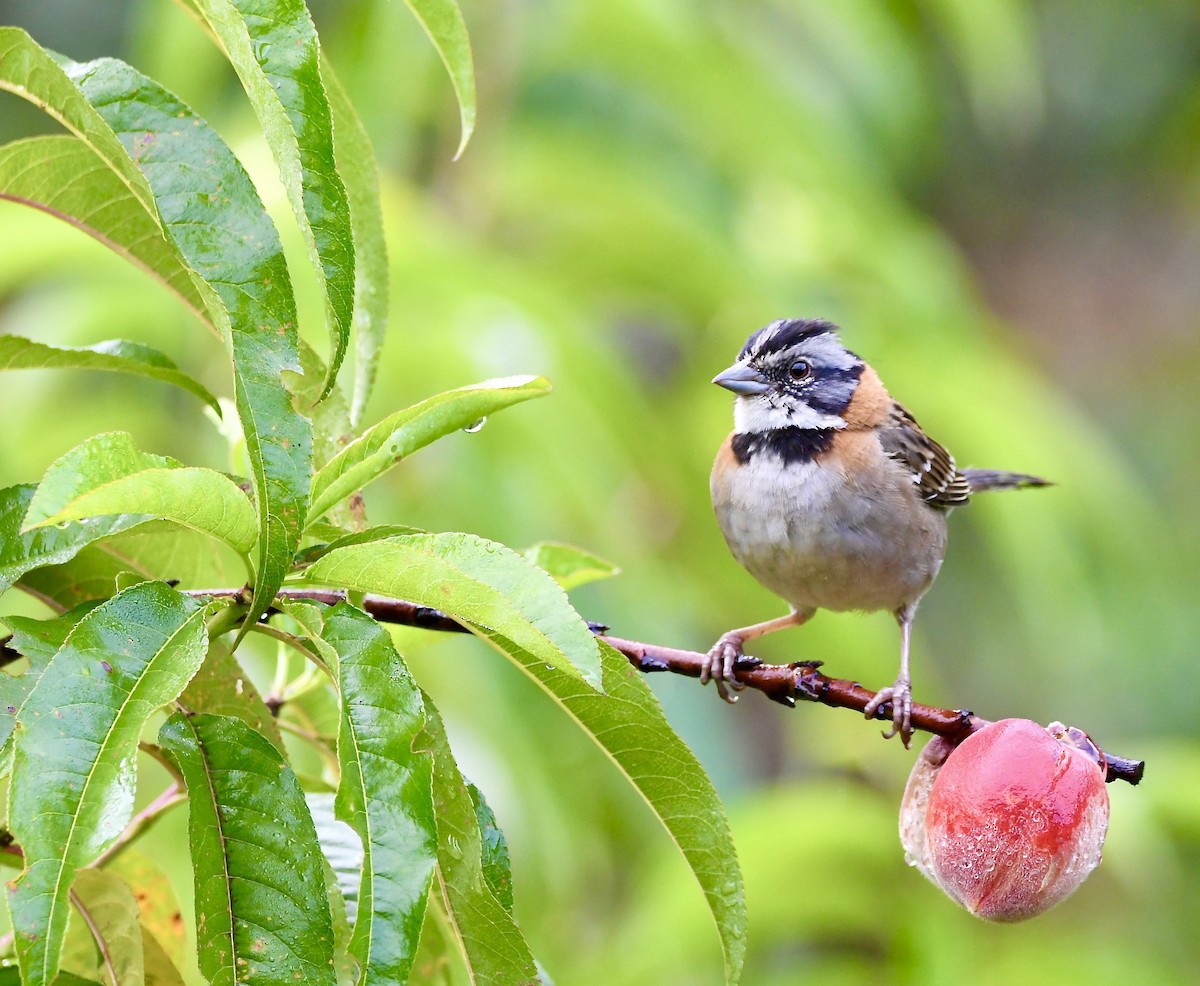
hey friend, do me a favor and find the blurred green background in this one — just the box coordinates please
[2,0,1198,982]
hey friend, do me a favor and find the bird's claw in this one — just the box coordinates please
[863,676,914,748]
[702,633,761,703]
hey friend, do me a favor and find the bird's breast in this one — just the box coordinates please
[711,431,949,613]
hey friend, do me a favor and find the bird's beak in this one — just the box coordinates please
[712,362,770,395]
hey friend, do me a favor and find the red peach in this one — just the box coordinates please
[900,718,1110,921]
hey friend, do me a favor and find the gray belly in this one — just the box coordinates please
[712,455,948,614]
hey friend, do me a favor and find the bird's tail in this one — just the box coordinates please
[962,468,1052,493]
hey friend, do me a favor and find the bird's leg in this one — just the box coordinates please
[863,603,916,746]
[703,609,814,703]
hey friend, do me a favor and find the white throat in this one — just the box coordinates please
[733,394,845,433]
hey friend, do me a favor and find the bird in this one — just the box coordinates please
[705,317,1049,746]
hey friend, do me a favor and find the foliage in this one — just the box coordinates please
[3,1,1200,985]
[0,5,744,984]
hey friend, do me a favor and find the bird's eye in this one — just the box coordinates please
[789,359,811,381]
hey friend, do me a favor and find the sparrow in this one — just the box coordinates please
[705,317,1049,746]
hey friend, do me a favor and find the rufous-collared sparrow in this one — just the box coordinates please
[705,318,1049,745]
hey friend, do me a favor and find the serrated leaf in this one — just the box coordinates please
[158,712,337,986]
[0,137,211,326]
[322,62,388,426]
[23,433,257,557]
[0,30,310,635]
[190,0,354,398]
[466,782,513,915]
[58,53,313,636]
[420,702,540,983]
[307,376,551,525]
[403,0,477,159]
[0,331,218,413]
[0,29,157,216]
[0,605,96,765]
[523,542,620,592]
[319,602,436,986]
[1,484,152,594]
[8,582,208,986]
[301,532,602,688]
[70,869,145,986]
[470,635,747,985]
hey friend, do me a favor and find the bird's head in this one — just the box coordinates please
[713,318,865,433]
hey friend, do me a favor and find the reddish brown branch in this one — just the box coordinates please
[182,587,1145,785]
[601,634,1143,786]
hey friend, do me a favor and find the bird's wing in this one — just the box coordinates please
[878,402,970,508]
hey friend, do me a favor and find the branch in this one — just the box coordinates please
[185,587,1145,785]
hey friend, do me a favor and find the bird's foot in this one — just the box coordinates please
[863,674,913,748]
[701,633,762,703]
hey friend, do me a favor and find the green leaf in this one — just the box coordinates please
[466,782,514,915]
[177,636,285,751]
[470,635,747,985]
[0,29,157,217]
[523,542,621,592]
[308,376,550,524]
[8,582,208,986]
[60,53,313,636]
[314,603,437,986]
[420,702,540,983]
[0,484,151,594]
[0,332,219,414]
[158,712,337,986]
[23,433,257,557]
[190,0,354,398]
[403,0,477,159]
[0,137,211,326]
[322,62,388,426]
[301,532,602,688]
[0,606,96,765]
[70,869,145,986]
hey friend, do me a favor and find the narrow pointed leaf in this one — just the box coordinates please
[24,433,256,556]
[322,62,388,426]
[0,30,310,634]
[191,0,354,397]
[70,869,145,986]
[403,0,477,159]
[0,137,210,324]
[523,542,620,592]
[470,634,747,985]
[308,376,550,524]
[0,606,95,760]
[0,484,151,594]
[302,532,602,688]
[0,332,218,413]
[0,29,156,215]
[60,55,313,634]
[158,712,337,986]
[421,703,539,982]
[319,602,437,985]
[8,582,208,986]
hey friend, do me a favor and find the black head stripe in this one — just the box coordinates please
[740,318,839,361]
[806,362,865,416]
[731,427,836,465]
